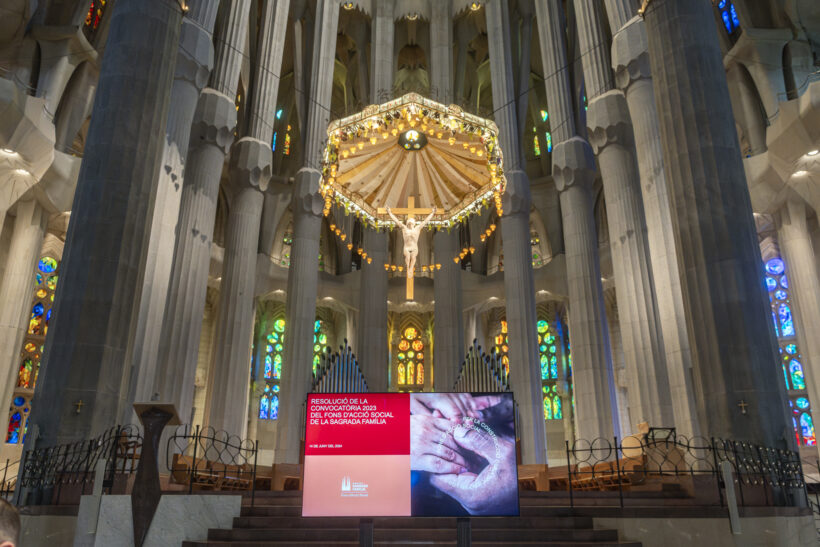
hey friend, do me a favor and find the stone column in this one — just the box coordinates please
[154,0,250,421]
[610,13,700,437]
[486,0,546,464]
[206,0,288,435]
[429,1,452,104]
[644,0,788,446]
[574,0,673,428]
[31,0,183,446]
[778,199,820,453]
[275,0,340,464]
[357,229,389,391]
[433,229,464,391]
[0,200,47,421]
[127,0,220,413]
[536,0,619,441]
[355,0,393,389]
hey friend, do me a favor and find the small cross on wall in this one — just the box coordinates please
[737,400,749,415]
[74,399,84,414]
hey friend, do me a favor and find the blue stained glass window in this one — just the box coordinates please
[13,396,24,406]
[774,290,788,301]
[550,363,558,379]
[772,311,779,337]
[259,394,270,419]
[718,0,727,8]
[781,275,789,289]
[264,355,272,379]
[786,344,797,354]
[765,277,777,291]
[800,412,816,445]
[273,384,280,392]
[276,109,283,120]
[790,360,806,390]
[783,363,790,389]
[272,132,277,152]
[766,258,785,275]
[779,304,795,337]
[31,303,44,317]
[730,4,740,28]
[722,11,733,33]
[545,132,553,153]
[270,394,279,420]
[797,397,810,409]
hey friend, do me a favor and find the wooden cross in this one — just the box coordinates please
[377,196,434,301]
[74,399,84,414]
[737,400,749,415]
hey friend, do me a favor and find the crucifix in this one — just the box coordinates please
[74,399,84,414]
[737,400,749,415]
[377,196,436,301]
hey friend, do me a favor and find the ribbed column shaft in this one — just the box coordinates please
[128,0,220,414]
[778,199,820,460]
[153,0,250,423]
[611,15,700,437]
[587,91,673,427]
[429,1,453,104]
[207,185,264,435]
[604,0,637,37]
[576,1,672,429]
[0,200,47,424]
[357,229,389,391]
[370,0,394,99]
[247,0,290,141]
[554,141,619,441]
[276,0,340,464]
[645,0,789,446]
[487,0,546,464]
[433,229,463,391]
[32,0,182,446]
[210,0,251,97]
[534,0,576,143]
[573,0,614,100]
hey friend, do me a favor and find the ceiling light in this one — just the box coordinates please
[794,170,808,177]
[14,168,30,176]
[808,150,819,156]
[342,2,354,10]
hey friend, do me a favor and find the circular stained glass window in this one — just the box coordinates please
[13,396,25,407]
[32,303,44,317]
[775,290,788,301]
[267,333,275,344]
[404,327,418,340]
[765,258,784,275]
[407,351,415,359]
[38,257,58,273]
[46,275,58,290]
[539,344,547,352]
[398,353,406,361]
[399,340,410,351]
[537,320,548,334]
[36,289,47,299]
[412,339,423,352]
[785,344,797,355]
[24,342,36,353]
[416,353,423,361]
[796,397,810,409]
[274,319,286,333]
[765,277,777,291]
[273,384,280,392]
[313,344,320,352]
[781,276,789,289]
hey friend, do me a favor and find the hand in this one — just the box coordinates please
[410,415,469,474]
[430,419,518,515]
[411,393,475,420]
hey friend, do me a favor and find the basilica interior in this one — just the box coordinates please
[1,0,820,545]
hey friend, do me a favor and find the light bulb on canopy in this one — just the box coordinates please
[319,92,506,230]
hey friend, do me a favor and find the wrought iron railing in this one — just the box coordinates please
[165,424,259,506]
[17,424,142,505]
[561,433,807,509]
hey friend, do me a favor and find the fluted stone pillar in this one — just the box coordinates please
[644,0,788,446]
[574,0,672,428]
[486,0,546,464]
[778,199,820,457]
[206,0,289,435]
[31,0,183,446]
[429,1,452,104]
[536,0,619,441]
[127,0,220,413]
[154,1,250,422]
[357,229,389,391]
[553,139,620,441]
[0,200,47,422]
[276,0,340,464]
[610,13,700,437]
[433,230,463,391]
[355,0,393,388]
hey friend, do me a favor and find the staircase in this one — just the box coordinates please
[182,491,642,546]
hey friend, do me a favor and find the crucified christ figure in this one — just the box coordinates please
[387,206,437,278]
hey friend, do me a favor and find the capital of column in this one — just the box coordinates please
[551,137,597,193]
[586,90,635,154]
[501,169,532,217]
[228,137,272,192]
[175,17,215,91]
[291,167,324,218]
[611,16,651,92]
[189,88,237,154]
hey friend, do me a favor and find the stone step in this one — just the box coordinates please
[184,542,642,547]
[231,516,595,530]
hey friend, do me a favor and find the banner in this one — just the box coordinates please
[302,392,519,517]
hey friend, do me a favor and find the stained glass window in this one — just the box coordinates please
[533,135,541,157]
[5,396,30,445]
[716,0,741,34]
[397,326,424,389]
[538,318,567,421]
[545,132,553,153]
[259,317,287,420]
[313,320,328,375]
[284,126,292,155]
[764,256,814,446]
[494,321,510,374]
[83,0,106,31]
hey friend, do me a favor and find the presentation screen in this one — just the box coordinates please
[302,392,519,517]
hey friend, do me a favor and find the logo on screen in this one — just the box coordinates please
[340,475,369,497]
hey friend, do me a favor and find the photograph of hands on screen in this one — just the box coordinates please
[409,393,518,516]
